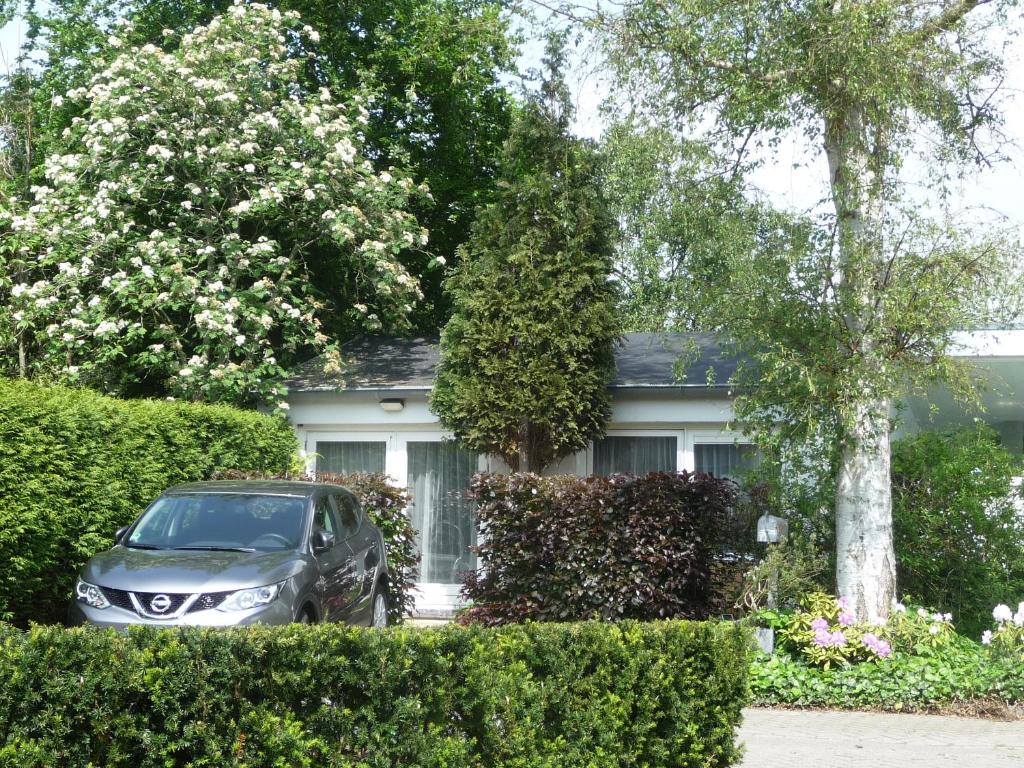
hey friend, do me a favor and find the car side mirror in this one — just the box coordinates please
[115,525,130,543]
[311,529,336,553]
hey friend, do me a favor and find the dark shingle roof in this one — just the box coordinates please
[286,332,739,393]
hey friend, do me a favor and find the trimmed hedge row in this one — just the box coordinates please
[0,620,751,767]
[0,379,297,625]
[461,471,735,625]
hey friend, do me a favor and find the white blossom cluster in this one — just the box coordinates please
[4,1,428,405]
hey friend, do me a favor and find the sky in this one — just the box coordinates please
[2,3,1022,232]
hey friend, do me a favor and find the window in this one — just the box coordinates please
[313,496,337,536]
[331,493,360,539]
[694,443,758,481]
[593,435,677,475]
[316,441,386,475]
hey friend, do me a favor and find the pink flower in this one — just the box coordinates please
[837,596,850,610]
[811,617,829,632]
[838,610,855,627]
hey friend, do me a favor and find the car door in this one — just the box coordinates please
[331,492,376,622]
[311,494,357,622]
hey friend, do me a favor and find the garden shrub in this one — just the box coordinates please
[0,619,751,767]
[751,594,1024,710]
[750,642,1024,710]
[460,471,734,625]
[214,469,419,624]
[892,425,1024,637]
[0,379,297,626]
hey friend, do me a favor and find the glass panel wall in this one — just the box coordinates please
[316,441,387,475]
[407,441,478,584]
[593,436,677,475]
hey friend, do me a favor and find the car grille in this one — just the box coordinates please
[187,591,232,613]
[99,588,233,617]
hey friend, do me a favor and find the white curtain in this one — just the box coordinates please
[593,436,677,475]
[694,443,758,481]
[316,441,387,475]
[407,441,478,584]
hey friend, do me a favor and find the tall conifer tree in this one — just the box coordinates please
[432,35,619,473]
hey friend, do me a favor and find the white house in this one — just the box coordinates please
[285,330,1024,617]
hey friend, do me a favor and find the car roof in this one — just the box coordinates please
[163,480,350,498]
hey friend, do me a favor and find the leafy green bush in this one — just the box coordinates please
[892,425,1024,637]
[982,602,1024,661]
[461,471,734,625]
[750,641,1023,710]
[0,620,751,767]
[0,379,297,625]
[215,469,419,624]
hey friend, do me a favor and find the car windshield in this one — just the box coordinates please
[126,493,307,552]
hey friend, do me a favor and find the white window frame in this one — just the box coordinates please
[686,428,754,475]
[304,431,398,483]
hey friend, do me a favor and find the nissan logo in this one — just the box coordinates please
[149,594,172,613]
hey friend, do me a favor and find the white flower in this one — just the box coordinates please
[179,367,194,377]
[942,613,952,622]
[917,608,928,618]
[891,601,906,613]
[181,200,193,210]
[981,630,993,645]
[235,334,246,346]
[928,625,939,635]
[11,284,27,297]
[1014,611,1024,628]
[141,265,155,279]
[243,163,256,173]
[277,401,290,410]
[993,604,1013,623]
[932,612,943,623]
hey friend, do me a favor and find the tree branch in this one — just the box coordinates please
[915,0,994,40]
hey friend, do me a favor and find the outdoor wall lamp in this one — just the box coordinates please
[379,398,405,413]
[756,513,789,544]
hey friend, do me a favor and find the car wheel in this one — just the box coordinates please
[297,606,315,624]
[371,586,389,628]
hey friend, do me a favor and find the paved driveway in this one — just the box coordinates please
[738,707,1024,767]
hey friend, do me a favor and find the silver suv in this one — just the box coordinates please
[68,481,391,628]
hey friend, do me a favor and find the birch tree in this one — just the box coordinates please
[596,0,1022,622]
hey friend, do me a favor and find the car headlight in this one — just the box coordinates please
[217,582,285,612]
[75,579,110,609]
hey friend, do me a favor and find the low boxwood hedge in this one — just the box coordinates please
[0,619,751,767]
[0,379,297,625]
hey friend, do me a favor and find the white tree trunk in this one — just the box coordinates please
[834,398,896,623]
[825,103,896,622]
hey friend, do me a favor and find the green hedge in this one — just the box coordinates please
[0,620,751,767]
[0,379,297,625]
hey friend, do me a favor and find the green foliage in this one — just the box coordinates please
[732,538,829,615]
[0,378,297,626]
[984,602,1024,661]
[460,471,735,626]
[4,4,427,405]
[215,468,419,625]
[892,426,1024,637]
[750,642,1024,710]
[753,596,1024,709]
[0,0,515,339]
[0,620,751,767]
[432,36,619,472]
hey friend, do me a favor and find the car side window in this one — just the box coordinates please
[331,493,360,539]
[312,496,336,536]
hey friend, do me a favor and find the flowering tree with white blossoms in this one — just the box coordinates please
[2,1,428,406]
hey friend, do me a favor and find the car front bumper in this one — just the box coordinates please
[67,598,294,628]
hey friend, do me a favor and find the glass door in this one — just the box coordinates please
[406,440,478,585]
